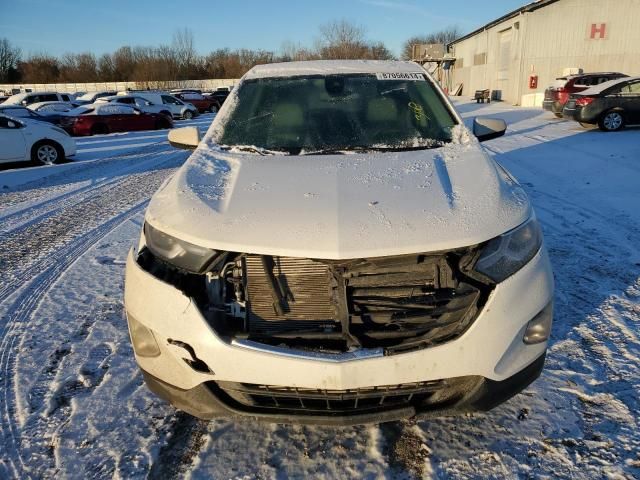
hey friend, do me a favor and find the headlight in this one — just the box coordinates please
[144,222,217,273]
[474,217,542,282]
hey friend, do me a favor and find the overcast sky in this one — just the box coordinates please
[1,0,529,57]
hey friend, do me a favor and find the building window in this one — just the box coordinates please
[473,53,487,66]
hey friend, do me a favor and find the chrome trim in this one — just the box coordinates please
[231,339,384,363]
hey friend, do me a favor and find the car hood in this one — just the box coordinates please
[145,137,531,259]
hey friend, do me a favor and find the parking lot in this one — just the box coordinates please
[0,101,638,478]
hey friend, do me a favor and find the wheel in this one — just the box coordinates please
[91,123,109,135]
[598,111,624,131]
[160,110,172,118]
[183,110,194,120]
[31,140,63,166]
[155,117,171,130]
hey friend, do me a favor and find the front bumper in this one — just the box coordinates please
[140,352,546,425]
[542,100,564,115]
[124,246,554,422]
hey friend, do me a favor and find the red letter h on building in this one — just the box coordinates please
[590,23,606,39]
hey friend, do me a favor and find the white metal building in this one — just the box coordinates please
[448,0,640,105]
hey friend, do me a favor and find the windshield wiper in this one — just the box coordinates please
[218,145,288,156]
[300,144,445,155]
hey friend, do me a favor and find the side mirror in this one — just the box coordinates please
[168,126,200,150]
[473,117,507,142]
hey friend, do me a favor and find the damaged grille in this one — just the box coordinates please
[237,253,485,351]
[138,246,490,354]
[211,376,480,415]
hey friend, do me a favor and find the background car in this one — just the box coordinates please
[562,76,640,131]
[0,104,60,124]
[95,95,173,118]
[117,91,198,119]
[543,72,628,118]
[2,91,76,107]
[59,103,173,136]
[28,101,76,125]
[74,90,117,105]
[205,86,231,105]
[0,114,76,165]
[170,88,202,95]
[173,92,220,113]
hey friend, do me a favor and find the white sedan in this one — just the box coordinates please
[0,114,76,166]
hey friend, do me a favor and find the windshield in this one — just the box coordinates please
[213,73,457,154]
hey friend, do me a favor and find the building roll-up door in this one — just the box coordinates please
[497,28,512,81]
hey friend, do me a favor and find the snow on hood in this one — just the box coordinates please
[145,131,531,259]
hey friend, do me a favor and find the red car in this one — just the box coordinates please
[60,103,173,136]
[173,92,220,113]
[543,72,627,118]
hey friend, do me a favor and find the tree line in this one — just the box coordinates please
[0,22,461,84]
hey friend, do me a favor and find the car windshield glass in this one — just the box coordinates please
[213,73,458,154]
[77,92,98,101]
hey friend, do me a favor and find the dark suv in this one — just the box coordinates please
[543,72,628,118]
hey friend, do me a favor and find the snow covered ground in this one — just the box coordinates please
[1,104,639,479]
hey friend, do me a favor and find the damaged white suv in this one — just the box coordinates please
[124,60,554,425]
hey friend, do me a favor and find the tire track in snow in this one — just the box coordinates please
[0,203,147,477]
[0,152,185,301]
[0,142,173,233]
[0,155,184,477]
[148,412,209,480]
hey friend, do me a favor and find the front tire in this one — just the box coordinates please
[155,117,171,130]
[183,110,194,120]
[598,111,624,132]
[31,140,63,166]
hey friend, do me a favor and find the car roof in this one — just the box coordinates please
[577,76,640,95]
[560,72,626,80]
[244,60,425,79]
[30,101,71,107]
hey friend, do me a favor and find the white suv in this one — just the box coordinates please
[117,92,198,120]
[124,61,554,425]
[3,91,75,107]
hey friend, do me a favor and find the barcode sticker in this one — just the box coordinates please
[376,72,425,81]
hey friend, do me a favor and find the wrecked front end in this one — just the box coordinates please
[124,223,552,425]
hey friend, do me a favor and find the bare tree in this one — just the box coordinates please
[316,19,368,59]
[0,38,22,82]
[19,54,60,83]
[401,26,462,60]
[173,28,196,79]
